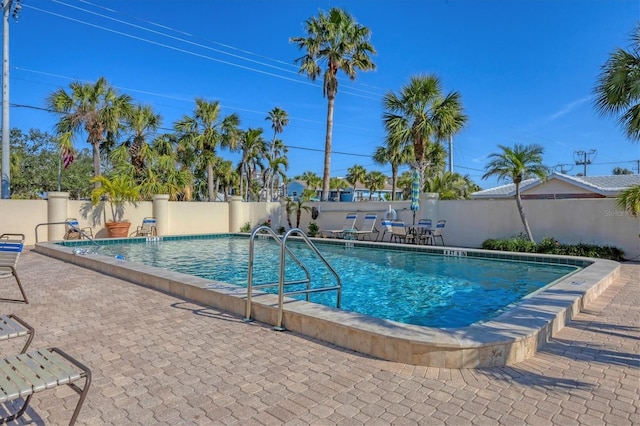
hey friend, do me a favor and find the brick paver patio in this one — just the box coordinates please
[1,250,638,425]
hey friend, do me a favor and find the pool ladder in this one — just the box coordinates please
[245,226,342,331]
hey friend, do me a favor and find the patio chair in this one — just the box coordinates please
[321,213,358,238]
[0,347,91,425]
[132,217,157,237]
[390,221,416,244]
[0,314,34,354]
[353,214,379,241]
[418,218,432,229]
[378,219,393,242]
[0,233,28,304]
[423,220,446,246]
[64,218,93,240]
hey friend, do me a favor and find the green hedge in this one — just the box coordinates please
[481,236,625,261]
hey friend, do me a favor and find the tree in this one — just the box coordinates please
[175,98,240,201]
[613,166,634,175]
[424,171,479,200]
[345,164,367,189]
[482,144,548,243]
[595,24,640,214]
[291,7,376,201]
[237,128,266,201]
[123,104,162,178]
[47,77,133,180]
[383,74,467,189]
[373,142,412,201]
[595,24,640,141]
[329,176,348,201]
[264,108,289,201]
[296,171,322,190]
[364,171,387,200]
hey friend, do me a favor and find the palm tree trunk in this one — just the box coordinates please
[92,141,102,187]
[207,163,215,201]
[321,95,335,202]
[391,165,398,201]
[515,185,534,242]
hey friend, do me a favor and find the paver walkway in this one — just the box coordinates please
[0,251,637,425]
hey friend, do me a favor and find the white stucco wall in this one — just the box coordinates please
[3,196,639,260]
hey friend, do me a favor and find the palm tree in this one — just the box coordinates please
[47,77,133,180]
[291,7,376,201]
[373,143,412,201]
[482,144,548,242]
[424,171,478,200]
[264,108,289,200]
[329,176,348,201]
[237,128,266,201]
[346,164,367,201]
[595,24,640,141]
[175,98,240,201]
[364,171,387,200]
[296,171,322,190]
[383,74,467,189]
[124,104,161,178]
[595,24,640,215]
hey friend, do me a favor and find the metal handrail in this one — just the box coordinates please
[34,221,100,247]
[244,227,342,331]
[245,226,311,321]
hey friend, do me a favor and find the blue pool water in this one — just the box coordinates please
[94,236,580,328]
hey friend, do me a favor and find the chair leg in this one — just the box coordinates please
[2,394,33,423]
[51,348,92,426]
[0,267,29,304]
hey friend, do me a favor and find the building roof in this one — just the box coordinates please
[470,173,640,199]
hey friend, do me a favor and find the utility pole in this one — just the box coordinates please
[1,0,20,199]
[573,149,597,176]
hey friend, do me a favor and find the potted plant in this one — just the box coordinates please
[90,174,140,238]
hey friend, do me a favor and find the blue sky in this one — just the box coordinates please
[7,0,640,189]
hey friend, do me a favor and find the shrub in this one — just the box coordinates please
[482,236,625,261]
[307,221,319,237]
[239,222,251,233]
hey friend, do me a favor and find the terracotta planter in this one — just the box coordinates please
[105,222,131,238]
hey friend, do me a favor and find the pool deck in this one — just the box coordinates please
[1,250,638,425]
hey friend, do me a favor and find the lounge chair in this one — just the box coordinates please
[422,220,446,245]
[390,221,416,244]
[0,347,91,425]
[132,217,157,237]
[352,214,379,241]
[321,213,358,238]
[378,219,393,242]
[0,314,34,354]
[0,233,28,304]
[64,218,93,240]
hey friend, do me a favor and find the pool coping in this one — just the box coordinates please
[34,236,621,368]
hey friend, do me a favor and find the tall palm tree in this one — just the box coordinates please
[237,128,266,201]
[595,24,640,215]
[264,108,289,201]
[291,7,376,201]
[329,176,348,201]
[482,144,548,242]
[175,98,240,201]
[383,74,467,189]
[47,77,133,179]
[373,142,412,200]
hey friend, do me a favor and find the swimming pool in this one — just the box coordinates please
[36,235,620,368]
[92,236,579,328]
